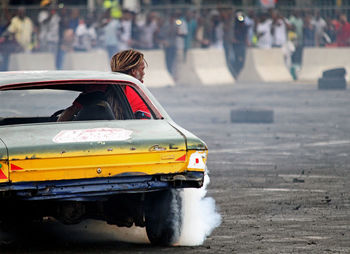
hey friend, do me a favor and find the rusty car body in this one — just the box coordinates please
[0,70,207,245]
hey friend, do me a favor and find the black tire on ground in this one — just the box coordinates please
[318,77,347,90]
[145,189,182,246]
[322,68,346,78]
[230,109,274,123]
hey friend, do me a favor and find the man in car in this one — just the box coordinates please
[110,49,151,119]
[57,49,151,121]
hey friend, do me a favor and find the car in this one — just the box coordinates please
[0,70,208,246]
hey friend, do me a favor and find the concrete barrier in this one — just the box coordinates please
[142,50,175,87]
[188,48,235,86]
[238,48,293,83]
[299,47,350,82]
[8,52,56,71]
[62,49,110,72]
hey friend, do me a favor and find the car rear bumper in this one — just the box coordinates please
[0,171,204,201]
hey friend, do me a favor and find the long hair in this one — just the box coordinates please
[110,49,147,74]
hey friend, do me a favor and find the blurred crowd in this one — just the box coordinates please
[1,1,350,77]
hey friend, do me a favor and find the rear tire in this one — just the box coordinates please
[145,189,182,246]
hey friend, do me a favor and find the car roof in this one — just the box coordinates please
[0,70,170,120]
[0,70,140,89]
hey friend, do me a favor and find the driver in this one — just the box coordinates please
[57,49,151,121]
[110,49,151,119]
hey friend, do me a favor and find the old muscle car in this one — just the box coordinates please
[0,70,207,245]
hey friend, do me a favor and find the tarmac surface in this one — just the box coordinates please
[1,81,350,253]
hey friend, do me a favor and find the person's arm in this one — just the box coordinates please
[57,104,81,121]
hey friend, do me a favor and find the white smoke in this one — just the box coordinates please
[178,173,222,246]
[40,172,221,246]
[100,172,221,246]
[105,173,221,246]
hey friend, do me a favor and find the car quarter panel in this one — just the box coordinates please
[0,120,204,183]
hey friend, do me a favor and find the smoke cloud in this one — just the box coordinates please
[178,173,222,246]
[101,173,221,246]
[100,173,221,246]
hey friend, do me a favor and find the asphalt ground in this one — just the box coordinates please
[1,81,350,253]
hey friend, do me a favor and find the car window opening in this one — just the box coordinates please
[0,84,154,126]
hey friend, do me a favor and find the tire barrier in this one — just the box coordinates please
[8,52,56,71]
[231,108,274,123]
[142,50,175,87]
[299,48,350,83]
[187,48,235,86]
[318,68,347,90]
[238,48,292,83]
[62,49,110,72]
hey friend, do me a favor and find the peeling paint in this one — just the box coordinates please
[53,128,133,143]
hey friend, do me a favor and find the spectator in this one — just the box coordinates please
[156,13,177,76]
[232,11,248,78]
[184,10,197,56]
[221,8,234,75]
[175,11,188,52]
[271,9,290,47]
[303,13,315,47]
[195,10,212,48]
[288,10,303,69]
[102,10,121,58]
[56,7,70,69]
[0,8,17,71]
[46,8,61,54]
[289,10,303,46]
[245,9,255,46]
[324,17,337,44]
[69,8,80,32]
[137,11,158,49]
[256,12,273,49]
[6,7,34,52]
[73,15,97,51]
[336,14,350,47]
[38,0,50,51]
[172,10,188,81]
[312,10,327,46]
[119,10,133,50]
[210,10,224,49]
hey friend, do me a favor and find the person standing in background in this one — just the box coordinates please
[256,11,272,49]
[303,13,315,47]
[119,10,133,50]
[73,15,97,52]
[156,13,177,76]
[222,8,234,75]
[38,0,50,51]
[312,10,327,46]
[184,10,197,58]
[244,9,255,46]
[232,10,248,78]
[46,8,61,55]
[102,10,121,58]
[271,9,290,47]
[288,9,304,78]
[336,14,350,47]
[137,12,158,49]
[210,10,224,49]
[6,7,34,52]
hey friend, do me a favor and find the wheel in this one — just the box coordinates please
[145,189,182,246]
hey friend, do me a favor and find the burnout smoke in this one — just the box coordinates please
[178,173,222,246]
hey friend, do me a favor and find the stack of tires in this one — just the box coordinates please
[318,68,347,90]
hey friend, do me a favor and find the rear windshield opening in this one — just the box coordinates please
[0,84,155,126]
